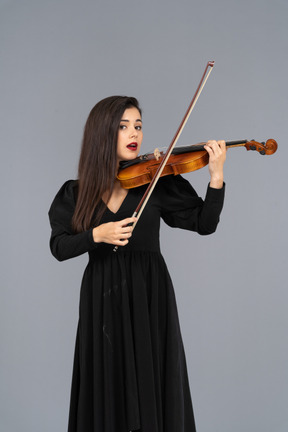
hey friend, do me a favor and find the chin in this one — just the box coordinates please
[124,153,139,160]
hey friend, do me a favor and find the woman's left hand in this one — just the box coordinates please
[204,140,226,189]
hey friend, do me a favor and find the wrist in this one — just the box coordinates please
[209,175,224,189]
[92,227,102,243]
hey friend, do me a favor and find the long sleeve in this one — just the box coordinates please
[159,175,225,235]
[48,180,98,261]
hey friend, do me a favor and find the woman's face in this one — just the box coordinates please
[117,107,143,163]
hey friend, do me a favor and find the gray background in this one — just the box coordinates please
[1,0,287,431]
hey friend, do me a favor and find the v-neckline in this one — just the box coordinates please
[103,189,130,215]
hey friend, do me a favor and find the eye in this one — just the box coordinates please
[135,125,142,131]
[119,124,127,130]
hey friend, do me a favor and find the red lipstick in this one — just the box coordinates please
[127,142,138,151]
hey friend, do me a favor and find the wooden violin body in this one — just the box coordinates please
[117,139,278,189]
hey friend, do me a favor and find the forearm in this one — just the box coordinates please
[50,229,97,261]
[197,183,225,234]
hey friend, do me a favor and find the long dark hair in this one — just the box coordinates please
[72,96,142,233]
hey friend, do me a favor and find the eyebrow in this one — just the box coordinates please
[120,118,142,122]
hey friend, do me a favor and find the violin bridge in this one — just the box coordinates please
[154,148,161,160]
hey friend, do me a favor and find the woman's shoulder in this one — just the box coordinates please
[56,179,78,193]
[54,179,78,199]
[49,179,78,216]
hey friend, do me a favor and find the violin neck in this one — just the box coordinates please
[225,140,248,149]
[172,140,247,154]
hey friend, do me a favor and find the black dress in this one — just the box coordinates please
[49,175,225,432]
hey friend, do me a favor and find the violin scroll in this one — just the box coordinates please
[244,139,278,155]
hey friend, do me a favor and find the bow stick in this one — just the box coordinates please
[114,60,215,251]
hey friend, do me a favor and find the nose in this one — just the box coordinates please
[129,127,138,138]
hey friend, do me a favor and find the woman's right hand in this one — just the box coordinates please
[92,217,137,246]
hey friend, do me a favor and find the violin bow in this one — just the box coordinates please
[114,60,215,251]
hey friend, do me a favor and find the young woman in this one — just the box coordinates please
[49,96,226,432]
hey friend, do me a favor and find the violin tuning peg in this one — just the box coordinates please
[259,142,267,155]
[249,139,256,151]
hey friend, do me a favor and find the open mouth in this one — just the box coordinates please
[127,142,138,151]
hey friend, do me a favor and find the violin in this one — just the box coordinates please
[117,138,278,189]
